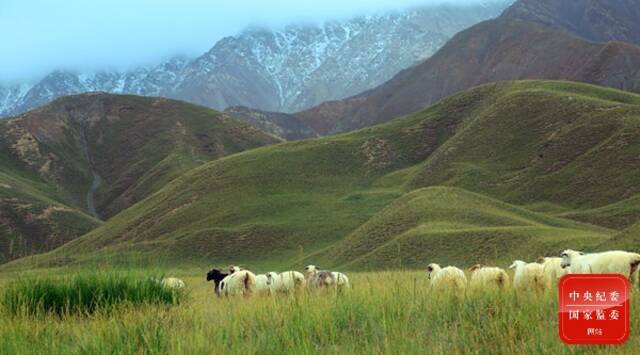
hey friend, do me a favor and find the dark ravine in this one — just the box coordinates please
[80,126,102,219]
[86,172,102,218]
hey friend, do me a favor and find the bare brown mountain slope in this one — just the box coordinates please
[503,0,640,45]
[297,19,640,135]
[224,106,317,141]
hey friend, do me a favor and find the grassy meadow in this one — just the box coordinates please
[1,269,638,354]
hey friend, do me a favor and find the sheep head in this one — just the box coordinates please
[303,265,318,275]
[426,263,441,279]
[266,272,278,285]
[206,268,228,282]
[560,250,584,269]
[509,260,526,270]
[229,265,242,274]
[468,264,483,272]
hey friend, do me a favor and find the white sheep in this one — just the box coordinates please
[218,269,257,297]
[160,277,186,290]
[468,264,509,291]
[537,256,567,287]
[330,272,350,289]
[426,263,467,292]
[560,250,640,281]
[273,271,306,292]
[255,272,279,295]
[509,260,547,293]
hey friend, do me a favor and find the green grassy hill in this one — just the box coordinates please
[598,222,640,252]
[5,81,640,270]
[0,93,279,262]
[0,170,100,263]
[321,187,612,270]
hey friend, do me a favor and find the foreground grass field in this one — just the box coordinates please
[1,270,638,354]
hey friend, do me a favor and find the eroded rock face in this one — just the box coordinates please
[361,138,396,172]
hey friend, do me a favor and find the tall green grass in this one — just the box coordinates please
[2,272,183,316]
[1,271,637,354]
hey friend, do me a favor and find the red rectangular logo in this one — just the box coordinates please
[559,274,630,345]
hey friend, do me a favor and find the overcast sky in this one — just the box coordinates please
[0,0,488,83]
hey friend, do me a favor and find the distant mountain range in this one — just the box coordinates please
[296,0,640,135]
[0,1,512,120]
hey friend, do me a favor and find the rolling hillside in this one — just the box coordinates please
[0,94,279,262]
[323,187,611,270]
[0,170,101,263]
[601,222,640,252]
[297,0,640,135]
[6,81,639,270]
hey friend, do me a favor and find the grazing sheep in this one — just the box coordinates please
[255,272,279,295]
[509,260,547,293]
[468,264,509,291]
[273,271,306,292]
[560,250,640,281]
[218,269,257,297]
[206,268,229,296]
[161,277,185,290]
[426,263,467,292]
[303,265,350,289]
[537,256,566,287]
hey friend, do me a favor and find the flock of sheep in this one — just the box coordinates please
[427,249,640,293]
[203,265,350,296]
[157,249,640,296]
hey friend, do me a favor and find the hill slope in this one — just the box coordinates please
[298,0,640,135]
[0,170,101,263]
[224,106,317,141]
[0,93,279,262]
[503,0,640,45]
[6,81,640,270]
[601,222,640,252]
[323,187,611,270]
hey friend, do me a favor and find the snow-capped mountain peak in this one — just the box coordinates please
[0,0,513,119]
